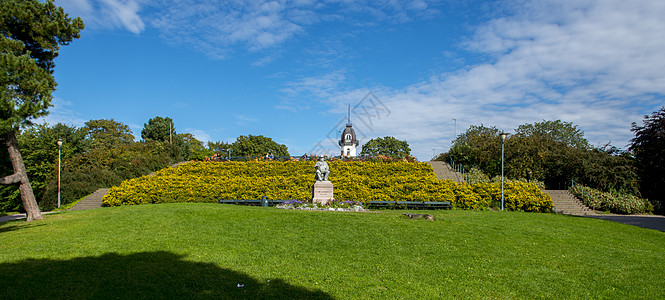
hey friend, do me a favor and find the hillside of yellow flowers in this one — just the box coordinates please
[103,161,552,212]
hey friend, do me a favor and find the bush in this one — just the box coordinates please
[471,182,551,212]
[40,141,180,210]
[502,182,553,212]
[104,161,448,206]
[103,161,552,213]
[454,184,487,210]
[569,185,653,215]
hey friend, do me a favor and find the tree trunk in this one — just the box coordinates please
[2,131,42,221]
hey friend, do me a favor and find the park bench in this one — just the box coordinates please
[367,201,451,210]
[218,199,286,207]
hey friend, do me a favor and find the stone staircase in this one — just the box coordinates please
[543,189,596,215]
[69,188,109,211]
[427,161,464,183]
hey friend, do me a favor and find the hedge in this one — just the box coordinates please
[103,161,552,212]
[569,185,652,214]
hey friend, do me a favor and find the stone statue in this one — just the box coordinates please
[314,157,330,181]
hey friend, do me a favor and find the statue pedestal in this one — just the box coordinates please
[312,181,334,205]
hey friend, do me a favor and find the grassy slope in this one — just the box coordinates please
[1,204,663,299]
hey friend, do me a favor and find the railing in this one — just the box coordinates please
[570,179,597,212]
[449,158,469,184]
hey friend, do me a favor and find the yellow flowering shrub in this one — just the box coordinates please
[103,161,552,212]
[454,184,487,210]
[472,182,552,212]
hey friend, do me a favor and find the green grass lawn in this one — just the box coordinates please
[1,204,663,299]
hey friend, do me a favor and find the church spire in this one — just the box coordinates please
[346,104,351,126]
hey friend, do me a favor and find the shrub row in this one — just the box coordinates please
[569,185,653,214]
[103,161,552,212]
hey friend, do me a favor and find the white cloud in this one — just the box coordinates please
[185,128,212,143]
[277,70,349,112]
[38,98,87,128]
[57,0,145,34]
[234,114,258,124]
[293,0,665,160]
[147,0,441,59]
[150,1,304,58]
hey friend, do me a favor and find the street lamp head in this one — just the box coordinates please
[56,139,63,147]
[499,132,509,141]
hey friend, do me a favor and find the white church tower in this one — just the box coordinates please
[339,105,359,157]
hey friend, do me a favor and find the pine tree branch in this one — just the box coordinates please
[0,173,22,185]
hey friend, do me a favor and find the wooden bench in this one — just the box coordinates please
[367,201,451,210]
[218,199,286,207]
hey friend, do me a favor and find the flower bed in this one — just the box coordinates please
[276,199,366,211]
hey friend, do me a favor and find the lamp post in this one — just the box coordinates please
[56,139,62,208]
[499,132,508,211]
[452,118,457,143]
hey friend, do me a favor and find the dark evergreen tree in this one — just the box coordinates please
[630,107,665,212]
[0,0,84,220]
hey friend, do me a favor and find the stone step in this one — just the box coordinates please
[69,188,109,211]
[427,161,464,183]
[543,189,596,216]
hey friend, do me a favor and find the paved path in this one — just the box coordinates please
[585,214,665,232]
[0,211,56,223]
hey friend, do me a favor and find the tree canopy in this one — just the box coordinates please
[0,0,84,221]
[515,120,589,149]
[141,116,191,160]
[360,136,411,158]
[630,107,665,212]
[446,120,637,194]
[447,125,501,175]
[84,119,134,149]
[231,135,289,157]
[1,0,84,134]
[142,116,174,142]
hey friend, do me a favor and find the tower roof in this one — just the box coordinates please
[339,105,359,147]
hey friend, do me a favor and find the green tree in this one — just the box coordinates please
[208,141,230,154]
[0,0,83,220]
[141,116,190,160]
[141,116,174,142]
[448,121,637,193]
[630,107,665,212]
[181,133,207,161]
[515,120,589,149]
[39,140,180,210]
[84,119,134,149]
[0,123,87,211]
[360,136,411,158]
[448,125,502,176]
[231,135,289,158]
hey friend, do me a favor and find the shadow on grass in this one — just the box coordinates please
[0,221,46,234]
[0,251,332,299]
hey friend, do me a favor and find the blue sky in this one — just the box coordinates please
[46,0,665,160]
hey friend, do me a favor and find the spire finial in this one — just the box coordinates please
[347,105,351,126]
